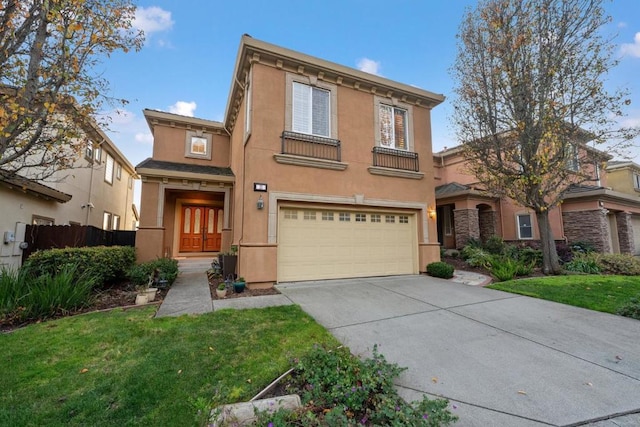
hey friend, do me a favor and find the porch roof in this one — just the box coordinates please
[136,158,235,182]
[0,171,72,203]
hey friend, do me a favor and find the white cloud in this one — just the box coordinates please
[135,132,154,145]
[357,58,382,76]
[107,108,135,125]
[618,22,628,29]
[168,101,197,117]
[620,32,640,58]
[133,6,173,35]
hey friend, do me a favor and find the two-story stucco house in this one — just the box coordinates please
[135,35,444,286]
[0,120,138,268]
[434,145,640,255]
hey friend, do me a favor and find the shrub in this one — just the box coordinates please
[426,262,455,279]
[564,254,601,274]
[489,257,518,282]
[617,298,640,320]
[570,241,596,255]
[555,242,573,264]
[252,345,457,426]
[513,246,543,267]
[461,245,492,268]
[1,264,96,322]
[483,235,506,255]
[24,246,135,287]
[128,257,179,288]
[594,254,640,276]
[514,260,535,277]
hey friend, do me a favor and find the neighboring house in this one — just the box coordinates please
[434,145,640,255]
[0,120,138,268]
[136,35,445,286]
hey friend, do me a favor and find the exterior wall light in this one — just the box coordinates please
[428,207,437,219]
[257,195,264,210]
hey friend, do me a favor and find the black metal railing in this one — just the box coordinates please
[372,146,419,171]
[281,131,341,162]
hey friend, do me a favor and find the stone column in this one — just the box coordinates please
[454,208,480,249]
[562,209,610,253]
[479,210,498,243]
[615,211,635,255]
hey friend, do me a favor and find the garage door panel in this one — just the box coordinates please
[278,208,417,282]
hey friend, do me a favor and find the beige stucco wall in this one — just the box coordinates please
[607,168,638,196]
[232,63,439,282]
[151,125,231,168]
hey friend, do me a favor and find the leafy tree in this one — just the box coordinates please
[0,0,144,180]
[451,0,639,274]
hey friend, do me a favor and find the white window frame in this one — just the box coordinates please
[567,144,579,172]
[116,163,122,180]
[374,96,414,151]
[105,154,114,184]
[112,214,120,231]
[103,212,113,231]
[95,146,101,163]
[32,215,54,225]
[516,213,534,239]
[633,172,640,190]
[285,73,338,139]
[184,131,212,160]
[85,142,94,161]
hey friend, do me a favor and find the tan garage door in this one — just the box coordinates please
[631,216,640,255]
[277,207,418,282]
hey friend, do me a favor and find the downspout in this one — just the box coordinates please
[85,144,98,225]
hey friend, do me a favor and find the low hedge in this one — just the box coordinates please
[24,246,136,287]
[426,261,455,279]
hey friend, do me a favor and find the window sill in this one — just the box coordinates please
[368,166,424,180]
[274,153,348,171]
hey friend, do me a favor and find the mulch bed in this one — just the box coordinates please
[1,283,168,332]
[208,276,280,300]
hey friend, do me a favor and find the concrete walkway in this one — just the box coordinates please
[156,265,490,318]
[277,276,640,427]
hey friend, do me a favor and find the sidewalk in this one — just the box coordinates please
[156,263,492,318]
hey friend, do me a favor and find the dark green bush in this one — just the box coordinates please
[24,246,135,287]
[128,257,179,288]
[252,345,457,426]
[617,298,640,320]
[570,241,596,255]
[483,235,506,255]
[426,262,455,279]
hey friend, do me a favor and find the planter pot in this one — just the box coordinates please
[216,288,227,298]
[135,294,149,305]
[144,287,158,302]
[233,281,246,293]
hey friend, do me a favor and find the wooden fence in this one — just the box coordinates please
[22,224,136,263]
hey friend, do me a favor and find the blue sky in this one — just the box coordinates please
[101,0,640,176]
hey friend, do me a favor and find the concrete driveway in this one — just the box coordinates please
[277,275,640,426]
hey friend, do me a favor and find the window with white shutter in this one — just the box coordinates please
[292,82,330,137]
[105,154,114,184]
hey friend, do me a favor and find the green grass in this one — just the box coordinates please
[1,305,339,427]
[488,275,640,314]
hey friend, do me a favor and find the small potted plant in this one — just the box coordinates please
[233,277,246,293]
[216,282,227,298]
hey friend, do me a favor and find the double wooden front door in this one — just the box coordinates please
[179,205,222,252]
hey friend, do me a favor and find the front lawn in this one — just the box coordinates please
[1,305,339,427]
[488,275,640,314]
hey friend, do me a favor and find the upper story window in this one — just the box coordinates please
[95,146,102,163]
[285,73,338,140]
[634,172,640,190]
[116,163,122,180]
[105,154,114,184]
[292,82,330,137]
[566,144,579,171]
[85,142,94,161]
[374,96,414,152]
[184,131,212,160]
[379,105,408,150]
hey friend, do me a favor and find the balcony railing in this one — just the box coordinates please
[281,131,341,162]
[372,146,419,172]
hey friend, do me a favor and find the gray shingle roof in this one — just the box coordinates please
[136,158,234,177]
[435,182,470,197]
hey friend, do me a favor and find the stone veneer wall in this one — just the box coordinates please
[562,209,611,253]
[615,211,635,254]
[454,208,480,249]
[478,210,498,243]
